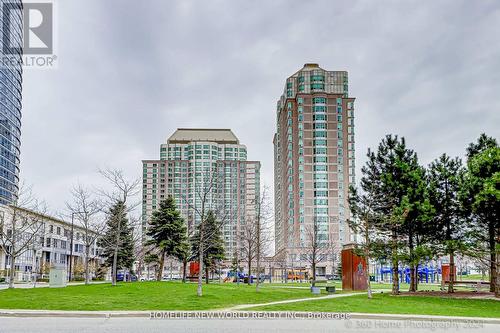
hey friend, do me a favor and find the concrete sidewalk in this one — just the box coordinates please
[224,292,364,310]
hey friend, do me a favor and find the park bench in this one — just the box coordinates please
[325,286,336,294]
[310,280,336,294]
[442,280,491,292]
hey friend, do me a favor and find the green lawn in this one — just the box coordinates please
[0,281,325,311]
[370,283,442,291]
[459,274,490,281]
[254,293,500,318]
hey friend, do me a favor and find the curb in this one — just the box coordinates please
[1,310,499,323]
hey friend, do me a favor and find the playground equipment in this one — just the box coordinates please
[287,269,308,281]
[378,265,441,284]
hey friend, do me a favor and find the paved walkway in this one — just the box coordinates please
[224,291,364,310]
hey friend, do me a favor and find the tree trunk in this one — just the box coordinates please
[391,231,399,295]
[85,246,91,285]
[489,223,496,293]
[364,226,372,299]
[197,240,204,296]
[495,245,499,298]
[8,253,16,289]
[112,246,118,286]
[256,241,261,292]
[8,221,17,289]
[448,251,455,293]
[112,211,122,287]
[205,265,209,284]
[408,235,416,292]
[256,212,261,292]
[312,261,316,287]
[157,251,165,281]
[414,266,419,291]
[409,264,416,292]
[247,258,252,285]
[182,258,187,283]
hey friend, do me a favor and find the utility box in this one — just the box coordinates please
[341,243,368,291]
[49,268,67,288]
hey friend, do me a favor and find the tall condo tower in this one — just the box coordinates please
[273,64,356,274]
[142,129,261,258]
[0,0,23,204]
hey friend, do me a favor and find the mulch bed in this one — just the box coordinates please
[394,291,499,300]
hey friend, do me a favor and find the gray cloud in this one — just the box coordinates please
[20,0,500,212]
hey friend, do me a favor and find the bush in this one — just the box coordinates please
[0,277,5,283]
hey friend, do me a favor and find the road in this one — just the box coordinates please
[0,317,497,333]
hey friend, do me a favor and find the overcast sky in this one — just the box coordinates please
[20,0,500,214]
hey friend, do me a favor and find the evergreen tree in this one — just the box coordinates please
[464,145,500,296]
[359,135,424,295]
[428,154,468,293]
[466,133,498,159]
[99,201,134,284]
[400,165,435,292]
[146,197,188,281]
[191,211,225,284]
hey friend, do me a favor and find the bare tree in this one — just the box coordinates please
[254,186,272,292]
[303,222,330,287]
[239,222,257,285]
[66,184,104,284]
[237,185,272,289]
[329,241,340,279]
[181,168,229,296]
[0,184,46,288]
[98,168,140,286]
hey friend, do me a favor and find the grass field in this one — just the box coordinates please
[254,293,500,318]
[459,274,490,281]
[0,281,325,311]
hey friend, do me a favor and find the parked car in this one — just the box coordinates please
[140,275,156,281]
[116,270,137,282]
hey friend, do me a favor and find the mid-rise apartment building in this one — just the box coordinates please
[142,128,261,259]
[273,64,356,275]
[0,205,104,282]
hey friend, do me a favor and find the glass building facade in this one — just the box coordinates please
[0,1,23,204]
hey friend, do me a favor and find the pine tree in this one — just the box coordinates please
[146,197,188,281]
[359,135,424,295]
[191,211,225,284]
[464,144,500,296]
[463,134,499,294]
[99,201,134,284]
[428,154,468,293]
